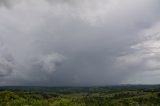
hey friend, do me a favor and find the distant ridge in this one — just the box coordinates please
[0,84,160,92]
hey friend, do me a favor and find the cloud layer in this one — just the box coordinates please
[0,0,160,86]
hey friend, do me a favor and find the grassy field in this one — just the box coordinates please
[0,85,160,106]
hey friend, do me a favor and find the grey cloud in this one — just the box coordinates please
[0,0,160,85]
[0,0,10,6]
[116,22,160,84]
[0,0,18,8]
[0,43,15,77]
[27,53,65,81]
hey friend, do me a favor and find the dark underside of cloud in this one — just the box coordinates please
[0,0,160,86]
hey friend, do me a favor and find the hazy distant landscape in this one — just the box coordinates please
[0,85,160,106]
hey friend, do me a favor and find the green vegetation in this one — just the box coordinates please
[0,86,160,106]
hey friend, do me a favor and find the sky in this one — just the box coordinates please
[0,0,160,86]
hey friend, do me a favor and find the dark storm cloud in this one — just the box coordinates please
[0,0,160,85]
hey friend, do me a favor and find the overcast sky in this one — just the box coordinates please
[0,0,160,86]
